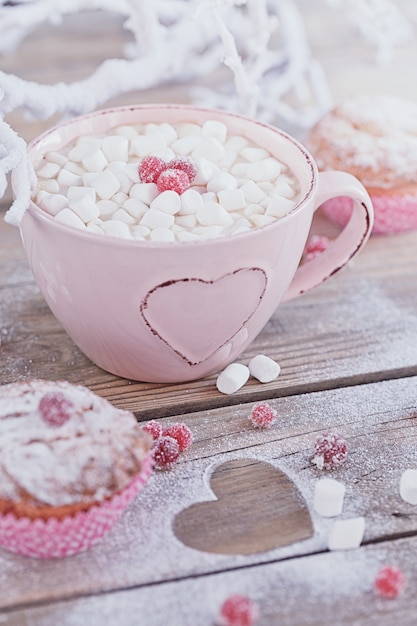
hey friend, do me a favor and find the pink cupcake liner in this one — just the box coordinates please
[321,194,417,234]
[0,453,153,559]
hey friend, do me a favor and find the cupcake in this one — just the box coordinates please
[307,94,417,234]
[0,379,153,558]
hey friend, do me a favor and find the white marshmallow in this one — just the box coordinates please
[130,132,166,157]
[155,122,177,144]
[41,193,68,216]
[244,203,264,218]
[96,200,119,218]
[193,157,219,185]
[57,169,82,188]
[180,188,203,215]
[240,180,267,204]
[226,217,252,235]
[249,214,276,228]
[150,190,181,215]
[123,198,149,219]
[202,120,228,143]
[192,137,225,162]
[45,151,68,166]
[64,162,85,176]
[171,135,200,156]
[177,122,201,138]
[150,227,176,242]
[274,181,296,199]
[38,179,60,194]
[193,225,223,239]
[86,223,104,235]
[112,208,136,225]
[55,208,86,230]
[92,170,121,200]
[218,188,246,212]
[101,135,129,162]
[176,214,197,229]
[115,125,141,139]
[313,478,345,517]
[249,354,281,383]
[400,469,417,504]
[82,149,108,172]
[207,172,238,193]
[36,161,61,178]
[266,196,296,218]
[68,193,100,223]
[101,220,132,239]
[230,162,249,178]
[130,182,159,205]
[328,517,365,551]
[240,146,270,162]
[132,224,151,240]
[216,363,250,394]
[247,158,282,182]
[226,135,249,151]
[140,209,175,230]
[197,202,234,227]
[112,191,129,205]
[176,230,200,242]
[68,186,96,202]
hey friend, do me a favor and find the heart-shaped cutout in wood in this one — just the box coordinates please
[140,268,267,366]
[173,459,313,555]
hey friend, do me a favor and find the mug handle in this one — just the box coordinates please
[282,170,374,302]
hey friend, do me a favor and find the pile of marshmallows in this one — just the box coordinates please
[33,119,301,242]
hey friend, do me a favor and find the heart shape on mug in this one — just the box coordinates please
[173,459,313,555]
[140,268,267,365]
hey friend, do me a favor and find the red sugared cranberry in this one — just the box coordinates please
[138,156,167,184]
[156,168,190,194]
[38,391,73,427]
[162,423,193,452]
[152,435,181,470]
[169,157,197,183]
[374,565,406,598]
[217,594,259,626]
[312,432,348,470]
[142,420,163,441]
[250,403,277,428]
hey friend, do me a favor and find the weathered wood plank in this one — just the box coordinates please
[0,376,416,610]
[2,534,417,626]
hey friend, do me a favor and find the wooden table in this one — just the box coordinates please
[1,4,417,624]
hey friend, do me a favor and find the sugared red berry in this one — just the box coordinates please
[303,234,329,262]
[217,594,259,626]
[152,435,181,470]
[250,403,277,428]
[374,565,406,598]
[312,432,348,470]
[157,168,190,194]
[142,420,163,441]
[162,422,193,452]
[169,157,197,183]
[38,391,73,427]
[138,156,167,184]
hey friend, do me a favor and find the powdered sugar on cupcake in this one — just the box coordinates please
[0,379,152,507]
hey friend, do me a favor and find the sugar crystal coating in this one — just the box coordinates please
[152,435,181,470]
[38,391,74,427]
[157,168,190,194]
[312,432,348,470]
[250,403,277,428]
[138,155,167,183]
[169,157,197,182]
[142,420,163,441]
[374,565,406,598]
[217,594,259,626]
[162,422,193,452]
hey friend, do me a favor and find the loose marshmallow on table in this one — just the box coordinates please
[33,120,302,242]
[248,354,281,383]
[399,469,417,504]
[328,517,366,551]
[313,477,346,517]
[216,363,250,395]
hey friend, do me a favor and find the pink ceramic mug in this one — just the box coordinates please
[18,104,373,383]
